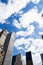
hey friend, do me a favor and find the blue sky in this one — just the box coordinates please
[0,0,43,65]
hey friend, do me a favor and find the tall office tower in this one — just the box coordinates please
[26,51,33,65]
[40,53,43,65]
[11,53,22,65]
[0,29,7,65]
[0,29,15,65]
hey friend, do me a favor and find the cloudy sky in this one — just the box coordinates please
[0,0,43,65]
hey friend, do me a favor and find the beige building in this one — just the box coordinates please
[0,30,7,65]
[0,29,15,65]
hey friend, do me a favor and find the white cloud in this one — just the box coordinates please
[0,19,6,24]
[13,20,21,29]
[0,0,42,27]
[26,44,36,52]
[32,39,43,47]
[16,25,34,37]
[31,0,40,4]
[26,25,34,36]
[31,39,43,54]
[17,47,25,51]
[19,7,43,28]
[0,0,30,22]
[0,2,15,22]
[16,31,26,37]
[39,32,43,35]
[14,38,43,55]
[19,7,37,28]
[14,38,33,47]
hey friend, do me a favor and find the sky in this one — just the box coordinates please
[0,0,43,65]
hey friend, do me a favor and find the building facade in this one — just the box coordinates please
[0,30,7,65]
[0,29,15,65]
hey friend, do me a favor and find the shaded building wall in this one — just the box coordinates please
[26,51,33,65]
[11,53,22,65]
[3,33,15,65]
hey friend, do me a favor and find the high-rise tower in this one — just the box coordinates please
[0,29,15,65]
[0,29,7,65]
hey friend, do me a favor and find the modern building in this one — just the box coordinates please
[40,53,43,65]
[0,29,7,65]
[0,29,15,65]
[26,51,33,65]
[11,53,22,65]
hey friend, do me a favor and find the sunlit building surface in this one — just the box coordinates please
[41,35,43,40]
[0,29,15,65]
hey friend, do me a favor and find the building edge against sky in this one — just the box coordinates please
[0,29,15,65]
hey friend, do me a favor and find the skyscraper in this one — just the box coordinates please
[11,53,22,65]
[26,51,33,65]
[0,29,7,65]
[0,29,15,65]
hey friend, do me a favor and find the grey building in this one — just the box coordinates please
[0,29,15,65]
[26,51,33,65]
[11,53,22,65]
